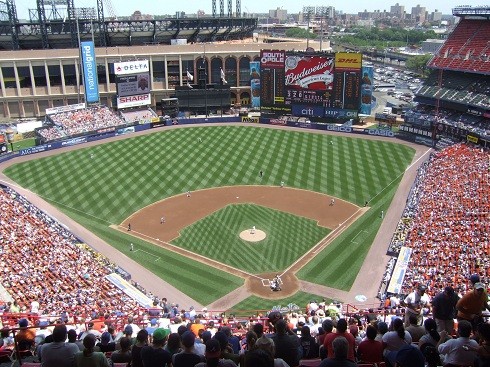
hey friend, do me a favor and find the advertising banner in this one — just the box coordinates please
[285,52,334,109]
[117,94,151,109]
[291,104,325,118]
[360,65,374,115]
[324,108,358,119]
[285,53,334,91]
[46,103,86,115]
[114,60,150,76]
[80,41,100,103]
[334,52,362,70]
[250,61,261,108]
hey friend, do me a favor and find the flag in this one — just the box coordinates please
[186,70,194,81]
[186,81,193,89]
[220,68,227,84]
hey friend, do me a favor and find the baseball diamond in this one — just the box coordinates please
[1,124,429,310]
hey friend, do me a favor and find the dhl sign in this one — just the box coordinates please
[335,52,362,70]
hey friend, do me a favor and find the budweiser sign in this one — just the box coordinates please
[285,55,334,90]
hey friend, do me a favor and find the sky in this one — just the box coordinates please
[14,0,468,20]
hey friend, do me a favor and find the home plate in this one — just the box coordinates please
[236,196,239,198]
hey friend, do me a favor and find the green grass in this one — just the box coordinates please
[173,204,330,273]
[228,292,333,317]
[3,126,415,306]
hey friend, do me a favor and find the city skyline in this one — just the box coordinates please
[14,0,471,20]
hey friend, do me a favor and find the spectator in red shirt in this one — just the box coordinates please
[323,319,356,362]
[357,325,383,363]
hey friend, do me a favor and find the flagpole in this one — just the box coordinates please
[204,43,208,118]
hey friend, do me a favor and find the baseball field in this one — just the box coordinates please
[2,125,417,310]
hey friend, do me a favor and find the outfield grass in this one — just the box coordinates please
[4,126,415,306]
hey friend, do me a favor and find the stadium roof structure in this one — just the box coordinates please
[0,16,257,51]
[452,5,490,18]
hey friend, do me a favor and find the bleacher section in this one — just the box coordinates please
[120,108,158,124]
[415,70,490,110]
[36,105,126,143]
[429,19,490,74]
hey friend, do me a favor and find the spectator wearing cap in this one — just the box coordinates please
[469,275,490,313]
[131,329,148,367]
[40,324,79,367]
[438,320,478,367]
[111,336,132,364]
[172,330,204,367]
[80,321,101,340]
[431,286,459,333]
[386,344,425,367]
[403,285,431,327]
[146,318,158,337]
[140,328,172,367]
[96,331,115,353]
[74,334,110,367]
[323,319,356,362]
[15,318,36,351]
[195,338,237,367]
[457,282,488,328]
[319,336,357,367]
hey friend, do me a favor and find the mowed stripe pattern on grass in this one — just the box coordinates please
[5,126,412,225]
[4,126,415,305]
[172,204,330,274]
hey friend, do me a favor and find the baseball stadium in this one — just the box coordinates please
[0,1,489,366]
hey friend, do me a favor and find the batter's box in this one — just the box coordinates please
[261,279,271,287]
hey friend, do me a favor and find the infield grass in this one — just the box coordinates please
[173,204,330,273]
[4,125,415,306]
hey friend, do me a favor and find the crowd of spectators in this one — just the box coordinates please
[0,185,142,319]
[383,143,489,300]
[121,108,157,124]
[1,299,489,367]
[37,105,126,142]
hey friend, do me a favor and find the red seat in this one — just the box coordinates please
[299,359,322,367]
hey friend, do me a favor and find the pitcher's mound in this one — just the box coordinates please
[240,229,266,242]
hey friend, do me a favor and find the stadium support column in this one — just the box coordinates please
[227,0,232,17]
[66,0,78,48]
[235,0,241,17]
[220,0,224,17]
[36,0,49,49]
[212,0,217,17]
[96,0,107,47]
[6,0,19,50]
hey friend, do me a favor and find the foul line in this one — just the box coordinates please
[132,249,161,262]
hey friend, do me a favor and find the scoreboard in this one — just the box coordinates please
[260,50,290,115]
[259,50,363,119]
[332,70,361,110]
[332,53,362,110]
